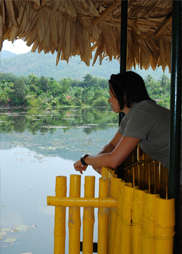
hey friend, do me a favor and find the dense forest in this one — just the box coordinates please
[0,72,170,109]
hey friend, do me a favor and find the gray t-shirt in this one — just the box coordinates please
[118,100,170,168]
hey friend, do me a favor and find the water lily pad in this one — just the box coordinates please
[4,238,16,242]
[13,225,28,231]
[48,147,56,150]
[1,228,11,232]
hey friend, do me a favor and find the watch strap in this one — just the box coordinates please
[80,154,89,165]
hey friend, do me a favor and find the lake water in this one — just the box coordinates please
[0,106,118,254]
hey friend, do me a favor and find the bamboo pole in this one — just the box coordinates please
[120,184,133,254]
[98,178,109,254]
[112,181,127,254]
[155,197,175,254]
[108,177,120,254]
[47,196,117,208]
[69,175,81,254]
[142,192,158,254]
[82,176,95,254]
[54,176,67,254]
[132,188,144,254]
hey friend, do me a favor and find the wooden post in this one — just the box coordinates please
[168,0,181,252]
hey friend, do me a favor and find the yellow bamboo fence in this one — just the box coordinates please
[122,145,169,199]
[47,168,175,254]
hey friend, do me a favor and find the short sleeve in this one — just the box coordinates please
[118,115,127,135]
[120,110,158,141]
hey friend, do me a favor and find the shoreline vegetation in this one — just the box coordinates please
[0,72,170,109]
[0,105,119,136]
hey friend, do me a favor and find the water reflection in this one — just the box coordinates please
[1,147,101,254]
[0,107,118,254]
[0,106,118,135]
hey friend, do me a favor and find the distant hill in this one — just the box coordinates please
[0,50,17,59]
[0,50,170,81]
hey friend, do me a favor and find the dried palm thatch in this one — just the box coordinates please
[0,0,173,71]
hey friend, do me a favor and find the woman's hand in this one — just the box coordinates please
[74,160,88,174]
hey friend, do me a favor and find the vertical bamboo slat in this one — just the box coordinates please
[102,167,108,178]
[132,188,144,254]
[148,163,151,193]
[82,176,95,254]
[98,178,109,254]
[120,184,134,254]
[123,145,168,197]
[142,192,158,254]
[69,175,81,254]
[54,176,67,254]
[108,177,120,254]
[113,180,125,254]
[155,197,175,253]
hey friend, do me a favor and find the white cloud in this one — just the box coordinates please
[2,39,32,54]
[1,210,24,228]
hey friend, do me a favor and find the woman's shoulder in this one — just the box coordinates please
[134,100,170,124]
[135,100,169,114]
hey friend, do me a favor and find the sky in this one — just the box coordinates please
[2,39,32,54]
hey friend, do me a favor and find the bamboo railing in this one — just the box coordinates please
[122,145,169,199]
[47,167,175,254]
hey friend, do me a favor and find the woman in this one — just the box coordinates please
[74,71,170,175]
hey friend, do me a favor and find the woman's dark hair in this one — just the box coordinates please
[109,71,151,109]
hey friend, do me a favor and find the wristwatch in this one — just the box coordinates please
[80,154,89,165]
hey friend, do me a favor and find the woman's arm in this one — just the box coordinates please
[91,131,123,173]
[99,131,123,153]
[74,136,140,173]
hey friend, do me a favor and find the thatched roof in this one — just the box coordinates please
[0,0,173,71]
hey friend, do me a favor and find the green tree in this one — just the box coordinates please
[92,96,109,107]
[9,79,27,105]
[49,78,62,97]
[144,74,153,87]
[28,74,38,85]
[83,74,93,87]
[39,76,49,92]
[0,80,14,105]
[29,84,37,93]
[159,74,170,87]
[159,74,170,92]
[59,78,70,93]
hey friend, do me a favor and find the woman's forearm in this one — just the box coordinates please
[84,153,117,169]
[74,136,140,175]
[84,136,140,169]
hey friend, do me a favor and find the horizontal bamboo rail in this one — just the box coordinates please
[47,169,175,254]
[47,197,118,208]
